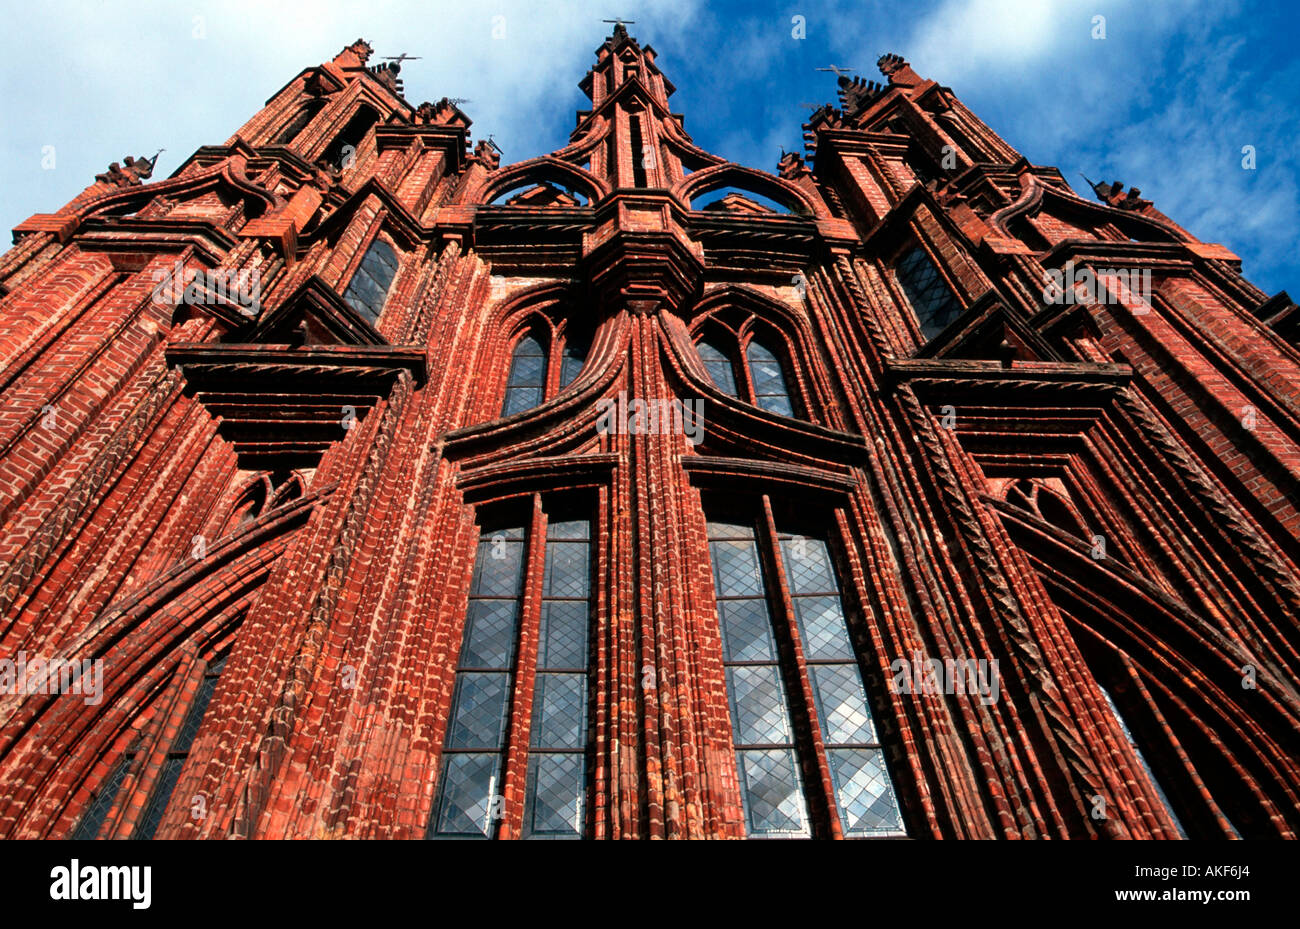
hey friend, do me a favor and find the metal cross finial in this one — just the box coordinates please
[383,53,422,63]
[816,65,857,77]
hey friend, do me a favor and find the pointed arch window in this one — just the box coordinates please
[694,327,800,418]
[429,501,594,839]
[698,340,738,397]
[503,335,547,415]
[894,245,964,342]
[500,324,590,417]
[342,238,399,326]
[705,504,906,838]
[746,340,794,416]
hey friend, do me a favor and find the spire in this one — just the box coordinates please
[576,24,681,189]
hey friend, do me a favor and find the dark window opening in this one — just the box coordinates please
[322,105,381,170]
[895,246,964,342]
[629,114,647,187]
[274,99,326,145]
[342,238,399,326]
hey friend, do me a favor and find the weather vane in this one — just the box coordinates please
[382,53,422,64]
[602,17,636,27]
[816,65,857,77]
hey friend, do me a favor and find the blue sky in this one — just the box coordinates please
[2,0,1295,295]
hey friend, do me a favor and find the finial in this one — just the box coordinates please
[877,53,906,76]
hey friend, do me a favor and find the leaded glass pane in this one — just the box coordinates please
[136,756,184,841]
[706,520,754,540]
[757,391,793,416]
[508,352,546,387]
[73,756,132,840]
[810,664,877,744]
[363,240,398,274]
[347,266,387,309]
[434,752,499,837]
[698,341,738,396]
[524,753,585,837]
[737,749,809,836]
[530,673,586,749]
[461,600,519,668]
[780,536,837,594]
[792,596,854,660]
[709,539,764,597]
[560,336,588,388]
[538,601,588,670]
[896,246,964,341]
[747,341,794,416]
[727,665,791,745]
[501,336,548,416]
[828,748,906,835]
[547,519,589,540]
[543,541,590,598]
[446,672,510,750]
[471,535,524,597]
[503,385,544,416]
[507,337,546,385]
[342,240,399,325]
[719,598,776,663]
[174,666,221,751]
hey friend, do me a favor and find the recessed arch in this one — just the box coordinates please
[674,164,827,219]
[477,157,608,207]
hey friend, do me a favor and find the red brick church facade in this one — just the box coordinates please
[1,26,1297,839]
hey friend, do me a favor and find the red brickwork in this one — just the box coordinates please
[0,27,1296,839]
